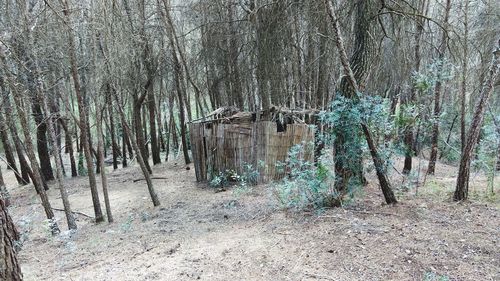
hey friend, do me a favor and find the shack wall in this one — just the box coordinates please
[190,121,314,183]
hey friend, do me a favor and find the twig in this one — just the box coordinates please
[133,177,168,183]
[51,208,93,219]
[348,209,402,217]
[304,273,336,280]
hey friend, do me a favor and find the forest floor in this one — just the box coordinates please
[4,157,499,281]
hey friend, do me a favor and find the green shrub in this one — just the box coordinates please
[273,143,338,211]
[77,152,87,176]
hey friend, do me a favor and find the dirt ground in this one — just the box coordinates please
[3,157,499,281]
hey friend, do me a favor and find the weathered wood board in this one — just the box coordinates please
[189,121,314,183]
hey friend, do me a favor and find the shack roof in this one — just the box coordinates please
[189,106,319,125]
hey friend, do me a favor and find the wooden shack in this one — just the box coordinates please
[189,107,316,183]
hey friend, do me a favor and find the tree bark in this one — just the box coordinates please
[454,42,500,201]
[460,0,469,152]
[402,0,427,174]
[427,0,452,175]
[59,119,78,177]
[0,196,22,281]
[62,0,104,223]
[0,166,8,207]
[96,100,113,223]
[32,102,55,182]
[333,0,375,191]
[0,107,23,185]
[39,79,77,230]
[114,93,161,207]
[148,82,161,165]
[3,97,31,185]
[8,73,60,234]
[107,88,120,170]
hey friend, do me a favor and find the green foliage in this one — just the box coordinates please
[319,95,395,192]
[121,213,135,233]
[77,152,87,176]
[473,118,499,193]
[412,59,455,93]
[423,271,450,281]
[273,143,338,211]
[209,163,259,191]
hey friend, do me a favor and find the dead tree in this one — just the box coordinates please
[454,42,500,201]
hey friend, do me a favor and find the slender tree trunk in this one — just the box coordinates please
[148,83,161,165]
[133,99,152,174]
[60,119,78,177]
[0,108,23,185]
[62,0,104,223]
[3,98,31,185]
[331,0,374,191]
[32,102,54,182]
[9,76,60,233]
[107,88,120,170]
[403,0,426,174]
[39,80,77,230]
[0,166,8,207]
[427,0,452,175]
[122,123,128,168]
[96,103,113,223]
[454,43,500,201]
[114,94,160,207]
[0,196,22,281]
[172,49,191,165]
[325,0,397,204]
[460,0,469,151]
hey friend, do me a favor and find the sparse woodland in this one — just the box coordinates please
[0,0,499,280]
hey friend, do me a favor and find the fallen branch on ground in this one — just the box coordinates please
[133,177,168,183]
[52,208,93,218]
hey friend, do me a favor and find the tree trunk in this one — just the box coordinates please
[122,123,128,168]
[460,0,469,151]
[114,93,160,207]
[0,166,8,207]
[107,88,120,170]
[133,98,152,174]
[3,97,31,185]
[96,100,113,223]
[32,102,55,182]
[0,196,22,281]
[454,43,500,201]
[402,0,426,174]
[325,0,397,204]
[60,119,78,177]
[62,0,104,223]
[0,108,23,185]
[148,82,161,165]
[39,80,77,230]
[9,77,60,234]
[427,0,452,175]
[332,0,374,192]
